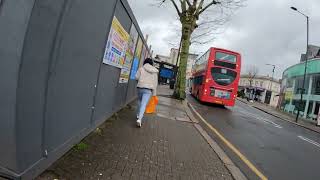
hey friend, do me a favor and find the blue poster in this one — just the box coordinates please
[130,57,139,80]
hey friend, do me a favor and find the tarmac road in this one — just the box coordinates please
[188,95,320,180]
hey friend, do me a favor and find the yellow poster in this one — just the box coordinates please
[284,90,293,100]
[136,37,143,60]
[119,24,138,83]
[103,16,129,68]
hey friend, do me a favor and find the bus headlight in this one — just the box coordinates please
[210,88,215,96]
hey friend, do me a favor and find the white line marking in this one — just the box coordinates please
[257,117,283,129]
[238,110,283,129]
[298,135,320,148]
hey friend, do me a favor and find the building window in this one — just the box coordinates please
[294,75,310,94]
[260,81,263,87]
[287,78,294,88]
[312,74,320,95]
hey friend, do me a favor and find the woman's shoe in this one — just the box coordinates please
[136,119,142,127]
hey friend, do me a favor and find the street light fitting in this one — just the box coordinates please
[290,6,308,18]
[265,63,275,66]
[291,6,297,11]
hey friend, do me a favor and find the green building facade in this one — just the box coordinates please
[281,58,320,121]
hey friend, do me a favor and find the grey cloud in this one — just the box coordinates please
[128,0,320,79]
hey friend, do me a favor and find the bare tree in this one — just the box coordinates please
[247,65,259,87]
[159,0,244,99]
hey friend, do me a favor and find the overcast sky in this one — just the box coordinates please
[127,0,320,79]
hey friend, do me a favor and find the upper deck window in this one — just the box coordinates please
[215,52,236,63]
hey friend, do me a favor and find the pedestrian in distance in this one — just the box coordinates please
[135,58,159,127]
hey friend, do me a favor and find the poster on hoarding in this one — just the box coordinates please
[130,57,139,80]
[136,38,143,60]
[119,51,132,83]
[119,25,139,83]
[103,16,129,68]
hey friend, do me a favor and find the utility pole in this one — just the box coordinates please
[266,64,276,91]
[290,6,309,122]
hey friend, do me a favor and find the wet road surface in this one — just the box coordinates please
[187,95,320,180]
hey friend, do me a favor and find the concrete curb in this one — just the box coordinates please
[236,98,248,104]
[252,106,320,134]
[184,101,247,180]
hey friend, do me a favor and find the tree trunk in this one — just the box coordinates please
[173,21,192,99]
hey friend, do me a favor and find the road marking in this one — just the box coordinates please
[188,103,268,180]
[256,117,283,129]
[237,109,283,129]
[298,135,320,148]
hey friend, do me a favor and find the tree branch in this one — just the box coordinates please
[186,0,192,7]
[199,0,219,14]
[170,0,182,16]
[181,0,187,12]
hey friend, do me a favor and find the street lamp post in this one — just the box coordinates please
[266,64,276,91]
[290,6,309,122]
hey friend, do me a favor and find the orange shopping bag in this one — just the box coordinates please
[145,96,158,114]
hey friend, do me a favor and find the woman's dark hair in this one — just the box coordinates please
[143,58,154,66]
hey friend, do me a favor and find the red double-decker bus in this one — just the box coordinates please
[190,47,241,106]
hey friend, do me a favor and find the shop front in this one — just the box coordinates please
[281,58,320,121]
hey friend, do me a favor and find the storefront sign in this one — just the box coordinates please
[284,89,293,100]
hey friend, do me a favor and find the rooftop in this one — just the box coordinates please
[240,74,281,83]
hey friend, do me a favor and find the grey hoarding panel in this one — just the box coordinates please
[126,80,138,103]
[89,0,118,123]
[0,0,35,172]
[43,0,114,152]
[115,1,132,31]
[94,0,133,121]
[113,1,133,108]
[0,0,148,178]
[93,66,120,122]
[15,0,66,172]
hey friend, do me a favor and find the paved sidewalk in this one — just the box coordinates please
[37,86,234,180]
[237,98,320,133]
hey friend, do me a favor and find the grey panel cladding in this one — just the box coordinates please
[0,0,149,177]
[15,0,66,172]
[113,1,132,109]
[119,0,149,50]
[0,0,35,171]
[93,66,119,122]
[126,80,137,103]
[93,0,133,121]
[43,0,113,152]
[115,1,132,32]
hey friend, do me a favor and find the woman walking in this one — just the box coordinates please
[135,58,158,127]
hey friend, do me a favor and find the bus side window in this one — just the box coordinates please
[194,76,204,85]
[199,76,204,85]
